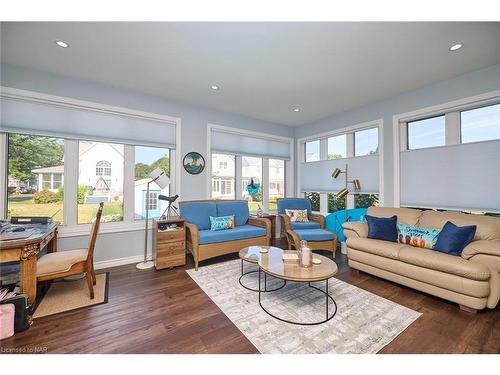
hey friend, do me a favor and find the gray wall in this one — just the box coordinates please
[293,63,500,207]
[1,63,293,263]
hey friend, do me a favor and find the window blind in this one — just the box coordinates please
[400,140,500,212]
[211,129,291,160]
[300,155,379,193]
[0,96,177,148]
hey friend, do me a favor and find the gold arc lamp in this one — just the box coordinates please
[331,164,361,223]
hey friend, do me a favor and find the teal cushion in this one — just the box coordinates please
[179,202,217,230]
[397,224,441,249]
[216,201,249,226]
[291,221,321,230]
[209,215,235,231]
[277,198,312,215]
[198,224,266,244]
[295,229,334,241]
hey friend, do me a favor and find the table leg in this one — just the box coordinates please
[326,279,329,320]
[20,244,39,306]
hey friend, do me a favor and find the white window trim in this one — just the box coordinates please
[0,88,182,233]
[296,118,384,213]
[207,123,294,212]
[392,89,500,208]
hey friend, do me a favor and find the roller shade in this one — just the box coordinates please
[400,140,500,212]
[0,96,177,148]
[300,155,379,193]
[211,129,291,160]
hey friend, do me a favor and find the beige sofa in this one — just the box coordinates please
[343,207,500,313]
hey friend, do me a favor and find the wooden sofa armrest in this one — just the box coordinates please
[184,222,200,269]
[309,213,325,228]
[342,222,368,239]
[248,217,271,240]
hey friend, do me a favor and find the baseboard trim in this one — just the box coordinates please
[94,254,150,270]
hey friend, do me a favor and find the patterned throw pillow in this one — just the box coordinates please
[285,209,309,222]
[397,224,441,250]
[209,215,235,231]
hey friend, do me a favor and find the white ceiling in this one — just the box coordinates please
[1,22,500,126]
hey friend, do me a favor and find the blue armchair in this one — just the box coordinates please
[277,198,337,257]
[180,199,271,270]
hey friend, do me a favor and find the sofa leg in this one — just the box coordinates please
[459,305,477,314]
[351,268,360,276]
[195,260,199,271]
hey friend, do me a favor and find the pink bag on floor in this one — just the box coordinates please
[0,303,15,339]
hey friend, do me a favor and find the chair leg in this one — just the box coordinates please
[86,272,95,299]
[92,267,97,285]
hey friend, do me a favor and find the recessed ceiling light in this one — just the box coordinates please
[211,85,219,90]
[449,43,463,51]
[55,40,69,48]
[293,108,300,112]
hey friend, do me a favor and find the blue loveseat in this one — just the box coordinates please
[179,200,271,270]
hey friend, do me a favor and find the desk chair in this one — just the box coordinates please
[36,203,103,299]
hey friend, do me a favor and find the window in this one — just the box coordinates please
[242,156,262,211]
[211,154,235,199]
[78,141,124,224]
[268,159,285,210]
[461,103,500,144]
[42,174,52,189]
[327,135,346,159]
[355,127,378,156]
[327,193,346,213]
[305,140,320,162]
[304,192,320,212]
[354,194,379,208]
[7,134,65,224]
[407,116,445,150]
[134,146,170,220]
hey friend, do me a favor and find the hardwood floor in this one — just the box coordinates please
[2,242,499,354]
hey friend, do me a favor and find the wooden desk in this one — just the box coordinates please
[0,223,58,306]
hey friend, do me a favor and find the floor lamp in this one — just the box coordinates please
[331,164,361,220]
[136,167,170,270]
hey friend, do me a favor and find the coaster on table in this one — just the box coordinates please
[260,248,268,253]
[312,258,322,265]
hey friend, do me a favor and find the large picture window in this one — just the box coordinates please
[134,146,171,220]
[77,141,124,224]
[211,153,235,199]
[7,134,65,224]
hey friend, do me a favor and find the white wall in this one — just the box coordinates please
[293,64,500,207]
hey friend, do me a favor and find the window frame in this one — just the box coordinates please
[297,119,383,213]
[394,90,500,209]
[0,87,181,237]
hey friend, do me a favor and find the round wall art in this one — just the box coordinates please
[183,152,205,175]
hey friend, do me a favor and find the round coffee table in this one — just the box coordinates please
[238,246,286,292]
[258,249,338,325]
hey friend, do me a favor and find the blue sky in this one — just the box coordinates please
[135,146,169,164]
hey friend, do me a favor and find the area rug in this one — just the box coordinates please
[33,273,109,319]
[186,260,421,354]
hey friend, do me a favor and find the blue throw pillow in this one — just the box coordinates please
[434,221,476,256]
[365,215,398,242]
[209,215,235,231]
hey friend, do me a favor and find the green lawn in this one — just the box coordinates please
[8,199,123,224]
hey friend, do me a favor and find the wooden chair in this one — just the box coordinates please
[36,203,103,299]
